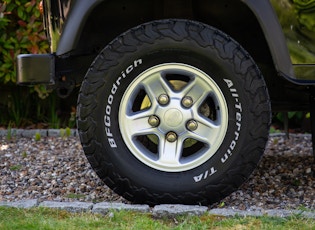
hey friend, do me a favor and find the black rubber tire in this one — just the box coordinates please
[77,19,271,205]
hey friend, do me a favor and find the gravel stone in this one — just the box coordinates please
[0,133,314,211]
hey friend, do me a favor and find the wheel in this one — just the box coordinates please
[77,19,271,205]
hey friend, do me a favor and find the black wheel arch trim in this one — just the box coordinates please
[54,0,103,56]
[54,0,312,84]
[242,0,294,78]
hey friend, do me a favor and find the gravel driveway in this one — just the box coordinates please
[0,133,314,210]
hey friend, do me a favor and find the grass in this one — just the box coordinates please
[34,132,41,141]
[9,165,22,171]
[0,207,314,230]
[60,127,72,139]
[65,193,86,199]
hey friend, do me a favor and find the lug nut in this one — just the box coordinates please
[182,96,193,108]
[166,132,177,142]
[148,115,160,127]
[158,94,169,105]
[186,120,198,131]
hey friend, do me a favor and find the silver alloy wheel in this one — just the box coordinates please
[119,63,228,172]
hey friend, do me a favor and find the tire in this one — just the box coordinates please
[77,19,271,205]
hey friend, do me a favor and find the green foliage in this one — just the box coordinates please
[65,127,71,137]
[48,94,61,129]
[0,0,49,84]
[270,0,315,63]
[6,122,12,140]
[7,88,30,127]
[272,111,311,132]
[60,127,72,139]
[0,1,73,128]
[9,165,22,171]
[60,127,71,139]
[21,151,27,158]
[276,111,304,122]
[68,107,76,128]
[34,132,41,141]
[65,193,86,199]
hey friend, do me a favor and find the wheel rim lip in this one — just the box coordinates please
[118,63,228,172]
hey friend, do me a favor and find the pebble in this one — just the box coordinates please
[0,134,314,210]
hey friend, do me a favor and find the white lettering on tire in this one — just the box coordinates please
[221,79,242,164]
[193,167,218,182]
[193,78,242,182]
[104,59,142,148]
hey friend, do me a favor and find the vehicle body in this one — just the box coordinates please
[17,0,315,205]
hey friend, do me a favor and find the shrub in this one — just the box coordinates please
[0,0,66,128]
[0,0,49,84]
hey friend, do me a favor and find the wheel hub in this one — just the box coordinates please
[164,108,183,127]
[119,63,228,172]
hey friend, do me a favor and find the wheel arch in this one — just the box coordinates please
[58,0,292,96]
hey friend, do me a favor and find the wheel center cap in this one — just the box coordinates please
[164,109,183,127]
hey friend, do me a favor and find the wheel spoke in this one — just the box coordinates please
[188,119,221,146]
[158,138,184,166]
[142,73,172,103]
[182,77,211,106]
[125,111,157,136]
